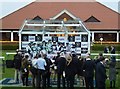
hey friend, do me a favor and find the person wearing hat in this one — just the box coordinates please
[95,56,107,89]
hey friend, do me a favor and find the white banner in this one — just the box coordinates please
[75,48,81,53]
[81,42,88,48]
[75,36,81,42]
[29,36,35,42]
[58,37,65,42]
[44,36,51,42]
[22,42,29,48]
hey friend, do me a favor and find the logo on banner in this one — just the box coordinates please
[75,48,81,53]
[81,42,88,48]
[75,36,81,42]
[29,36,35,42]
[44,36,51,42]
[22,42,28,48]
[58,37,65,42]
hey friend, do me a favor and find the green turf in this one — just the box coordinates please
[1,87,120,89]
[0,50,120,88]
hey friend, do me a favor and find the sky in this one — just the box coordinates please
[0,0,120,19]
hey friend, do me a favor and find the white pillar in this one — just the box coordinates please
[88,32,91,53]
[11,31,13,42]
[19,32,21,50]
[92,32,94,42]
[117,32,119,42]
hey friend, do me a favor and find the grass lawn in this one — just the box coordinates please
[0,49,120,88]
[1,87,120,89]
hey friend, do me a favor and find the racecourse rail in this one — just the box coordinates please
[5,52,120,61]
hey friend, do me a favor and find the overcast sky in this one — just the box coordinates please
[0,0,120,19]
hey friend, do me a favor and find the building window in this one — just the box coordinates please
[13,32,19,41]
[1,32,11,41]
[94,33,117,41]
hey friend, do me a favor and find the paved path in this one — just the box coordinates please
[0,78,86,87]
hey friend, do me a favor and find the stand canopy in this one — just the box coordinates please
[19,19,91,56]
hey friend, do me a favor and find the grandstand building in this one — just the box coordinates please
[0,1,120,42]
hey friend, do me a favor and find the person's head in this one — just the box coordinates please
[100,56,106,63]
[41,50,47,58]
[99,53,103,56]
[86,53,90,58]
[71,51,76,57]
[60,52,65,57]
[66,43,69,46]
[25,55,29,59]
[111,56,116,62]
[65,52,72,62]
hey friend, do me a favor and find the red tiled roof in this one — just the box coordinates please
[1,2,120,30]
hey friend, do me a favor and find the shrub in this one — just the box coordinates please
[1,42,19,50]
[91,43,120,51]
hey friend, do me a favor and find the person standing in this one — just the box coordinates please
[108,56,116,88]
[55,52,66,88]
[21,55,29,86]
[13,50,22,83]
[65,52,79,89]
[44,53,53,88]
[66,43,71,52]
[104,46,109,53]
[95,56,107,89]
[83,53,95,89]
[31,55,38,87]
[36,51,47,89]
[111,46,115,54]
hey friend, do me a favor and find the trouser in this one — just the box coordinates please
[97,81,106,89]
[14,69,21,83]
[44,71,51,87]
[32,74,37,87]
[66,75,75,89]
[57,73,66,88]
[36,69,46,88]
[21,73,29,86]
[85,77,94,89]
[97,86,106,89]
[110,80,116,88]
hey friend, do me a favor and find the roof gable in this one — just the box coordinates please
[84,16,100,22]
[33,16,43,20]
[51,9,77,20]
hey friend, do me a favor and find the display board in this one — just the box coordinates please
[21,34,89,56]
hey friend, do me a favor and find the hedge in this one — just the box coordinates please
[91,43,120,51]
[1,42,19,50]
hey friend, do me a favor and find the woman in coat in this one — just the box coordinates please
[108,56,116,88]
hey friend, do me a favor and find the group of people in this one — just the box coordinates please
[104,46,115,54]
[25,40,72,59]
[13,44,117,89]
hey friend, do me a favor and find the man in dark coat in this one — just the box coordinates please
[83,53,95,89]
[65,53,79,89]
[13,50,22,83]
[95,56,107,89]
[111,46,115,54]
[44,54,53,88]
[55,52,66,88]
